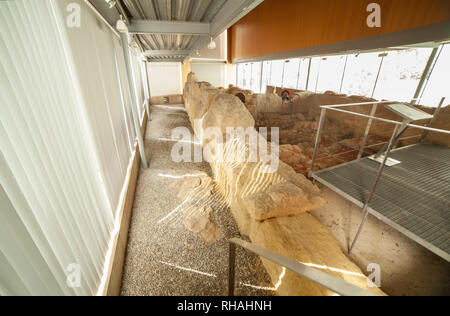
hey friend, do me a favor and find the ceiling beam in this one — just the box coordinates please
[210,0,264,38]
[144,50,191,57]
[147,58,185,63]
[128,20,210,36]
[187,0,264,60]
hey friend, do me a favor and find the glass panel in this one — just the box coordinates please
[341,52,381,97]
[419,44,450,107]
[373,48,432,102]
[308,57,321,92]
[261,61,272,93]
[298,58,309,90]
[251,62,262,93]
[243,63,252,90]
[230,64,237,86]
[283,59,301,89]
[237,64,244,88]
[270,60,284,87]
[316,55,347,93]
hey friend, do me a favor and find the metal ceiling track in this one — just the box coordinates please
[90,0,264,62]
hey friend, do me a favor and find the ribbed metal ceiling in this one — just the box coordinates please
[120,0,227,51]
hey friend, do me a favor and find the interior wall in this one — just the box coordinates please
[181,59,191,96]
[147,62,182,97]
[191,62,226,88]
[0,0,142,295]
[193,31,227,60]
[230,0,450,61]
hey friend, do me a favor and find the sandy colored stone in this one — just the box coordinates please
[265,85,276,94]
[183,205,222,243]
[227,87,254,104]
[169,172,215,201]
[183,205,212,233]
[169,176,201,200]
[256,93,282,113]
[249,213,386,296]
[202,94,255,134]
[200,221,222,243]
[242,181,323,221]
[197,88,220,119]
[187,72,198,83]
[183,74,388,296]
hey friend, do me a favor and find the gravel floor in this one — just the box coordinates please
[120,104,274,296]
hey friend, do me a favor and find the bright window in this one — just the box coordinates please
[230,64,237,87]
[243,63,252,90]
[283,59,301,89]
[251,62,262,93]
[373,48,432,102]
[270,60,284,87]
[316,55,346,93]
[341,52,381,97]
[308,57,321,92]
[261,61,272,93]
[419,44,450,107]
[298,58,309,90]
[237,64,244,88]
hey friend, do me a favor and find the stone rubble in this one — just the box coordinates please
[170,172,222,244]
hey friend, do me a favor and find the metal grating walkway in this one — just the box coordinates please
[313,143,450,261]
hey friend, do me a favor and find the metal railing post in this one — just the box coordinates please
[119,31,148,169]
[228,242,236,296]
[309,108,327,178]
[349,124,400,254]
[357,103,378,160]
[228,238,377,296]
[421,97,445,142]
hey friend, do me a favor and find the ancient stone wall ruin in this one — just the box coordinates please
[183,72,387,296]
[230,84,450,176]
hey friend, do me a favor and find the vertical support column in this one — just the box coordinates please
[250,62,253,90]
[309,108,327,178]
[268,61,273,88]
[281,60,286,89]
[371,53,386,98]
[143,60,152,121]
[349,124,400,254]
[118,30,148,169]
[357,103,378,160]
[314,58,323,92]
[259,62,264,93]
[412,46,441,105]
[339,55,348,94]
[228,242,236,296]
[305,58,312,91]
[296,59,301,90]
[421,97,446,142]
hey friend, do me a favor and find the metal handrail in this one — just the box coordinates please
[323,106,450,135]
[308,98,447,254]
[228,238,378,296]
